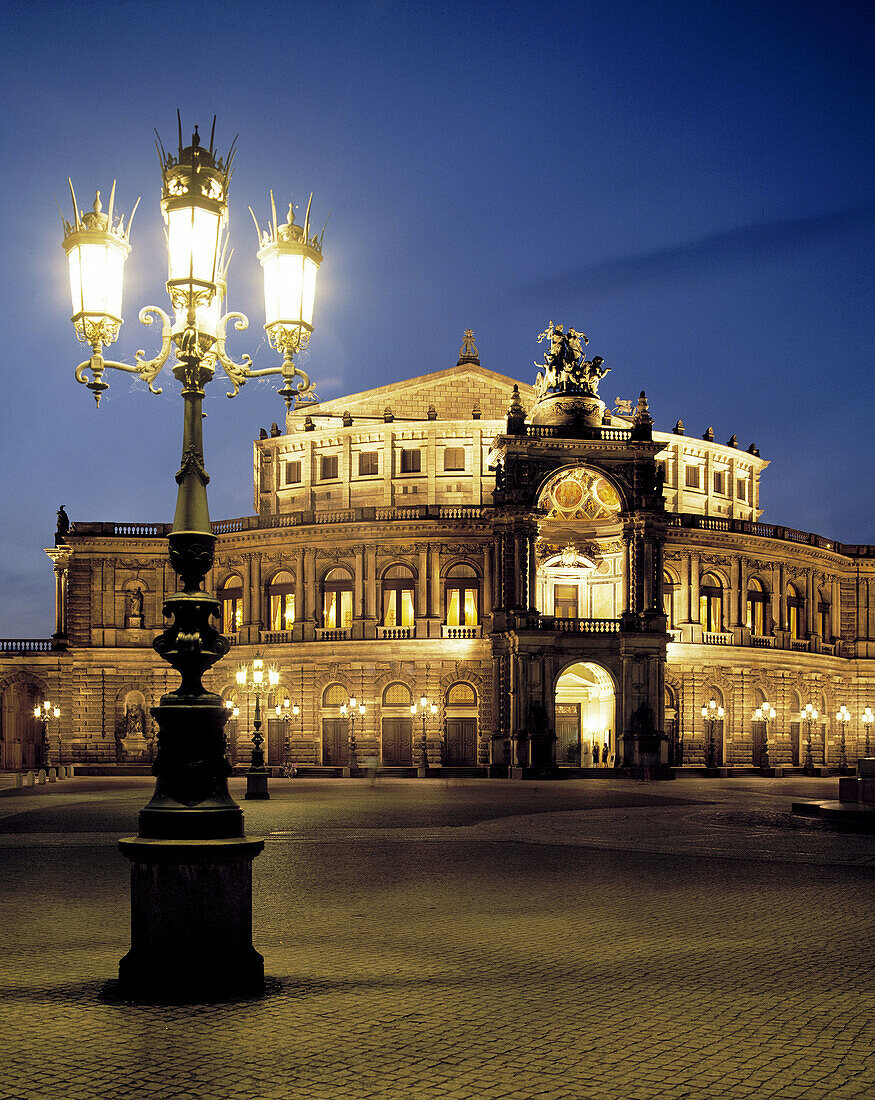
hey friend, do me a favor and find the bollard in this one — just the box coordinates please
[48,768,57,783]
[14,773,23,789]
[67,764,75,778]
[37,770,47,785]
[24,771,35,788]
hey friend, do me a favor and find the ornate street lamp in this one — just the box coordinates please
[411,695,438,774]
[753,702,776,772]
[701,698,723,770]
[275,690,301,777]
[802,703,819,774]
[33,700,60,772]
[60,115,325,997]
[835,705,850,769]
[236,654,280,800]
[862,707,873,758]
[340,695,365,774]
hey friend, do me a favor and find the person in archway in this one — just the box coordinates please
[593,740,601,766]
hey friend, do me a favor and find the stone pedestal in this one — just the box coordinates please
[118,836,264,997]
[245,769,270,800]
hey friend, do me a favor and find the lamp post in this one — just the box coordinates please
[753,702,775,772]
[862,707,873,759]
[33,700,60,773]
[340,696,365,775]
[836,705,850,770]
[236,655,279,799]
[60,115,324,997]
[275,693,300,777]
[802,703,819,774]
[411,696,437,775]
[701,698,723,770]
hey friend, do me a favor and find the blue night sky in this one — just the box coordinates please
[0,0,872,635]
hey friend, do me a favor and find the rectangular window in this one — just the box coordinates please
[358,451,378,476]
[320,454,339,480]
[324,590,352,629]
[446,587,479,626]
[685,465,701,489]
[400,448,421,474]
[713,471,725,494]
[285,460,301,485]
[554,584,579,619]
[737,478,747,500]
[444,447,465,472]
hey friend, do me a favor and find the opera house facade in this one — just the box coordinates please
[2,330,873,777]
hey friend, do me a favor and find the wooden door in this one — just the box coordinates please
[790,722,801,766]
[445,718,476,765]
[266,719,285,766]
[322,718,348,766]
[752,720,766,767]
[555,703,580,765]
[382,718,412,765]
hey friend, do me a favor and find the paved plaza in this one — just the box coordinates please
[0,774,873,1100]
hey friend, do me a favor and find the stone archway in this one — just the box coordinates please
[554,661,616,767]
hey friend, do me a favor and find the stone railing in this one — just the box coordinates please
[376,626,414,640]
[260,630,293,645]
[703,631,732,645]
[667,513,857,554]
[750,635,774,648]
[541,617,621,634]
[0,639,54,653]
[441,625,482,639]
[524,424,632,442]
[316,628,349,642]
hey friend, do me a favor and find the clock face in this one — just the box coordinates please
[541,468,621,521]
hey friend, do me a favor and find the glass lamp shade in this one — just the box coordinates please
[34,706,41,719]
[260,245,320,330]
[66,231,129,322]
[292,704,299,717]
[165,202,225,288]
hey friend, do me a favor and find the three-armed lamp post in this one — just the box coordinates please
[340,696,365,775]
[33,700,61,773]
[60,115,324,997]
[411,695,437,775]
[236,655,280,799]
[835,705,851,769]
[701,698,723,770]
[802,703,819,774]
[753,702,776,772]
[275,692,301,777]
[862,707,873,758]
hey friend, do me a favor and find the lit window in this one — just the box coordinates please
[699,573,723,632]
[267,571,295,631]
[445,563,479,626]
[220,575,243,633]
[554,584,579,619]
[746,578,768,636]
[322,567,353,629]
[400,449,421,474]
[818,594,830,640]
[382,564,415,627]
[787,585,805,639]
[663,570,676,628]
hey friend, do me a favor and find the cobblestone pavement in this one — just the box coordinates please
[0,776,873,1100]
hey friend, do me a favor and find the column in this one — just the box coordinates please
[305,549,317,626]
[294,548,304,624]
[102,558,115,627]
[251,554,263,633]
[482,544,492,617]
[354,546,364,619]
[831,577,841,643]
[527,532,537,612]
[366,545,377,620]
[731,557,744,629]
[242,555,253,630]
[777,563,787,633]
[806,571,816,637]
[678,554,691,622]
[689,554,700,622]
[418,545,429,620]
[430,545,441,620]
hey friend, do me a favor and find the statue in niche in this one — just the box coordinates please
[126,704,144,738]
[126,586,144,624]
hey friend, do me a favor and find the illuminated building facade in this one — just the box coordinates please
[2,332,874,775]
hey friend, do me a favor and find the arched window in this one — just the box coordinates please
[446,682,477,707]
[267,570,295,631]
[220,575,243,633]
[323,683,348,707]
[382,565,415,628]
[663,570,676,628]
[445,564,479,627]
[818,589,831,640]
[746,577,769,636]
[322,567,353,629]
[383,682,412,707]
[699,573,723,633]
[787,584,805,640]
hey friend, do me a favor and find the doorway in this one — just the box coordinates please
[382,717,413,765]
[322,718,348,766]
[554,662,615,767]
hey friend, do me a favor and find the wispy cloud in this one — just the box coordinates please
[523,200,875,296]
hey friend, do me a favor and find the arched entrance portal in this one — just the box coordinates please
[555,662,615,767]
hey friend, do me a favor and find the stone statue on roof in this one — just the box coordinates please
[534,321,610,400]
